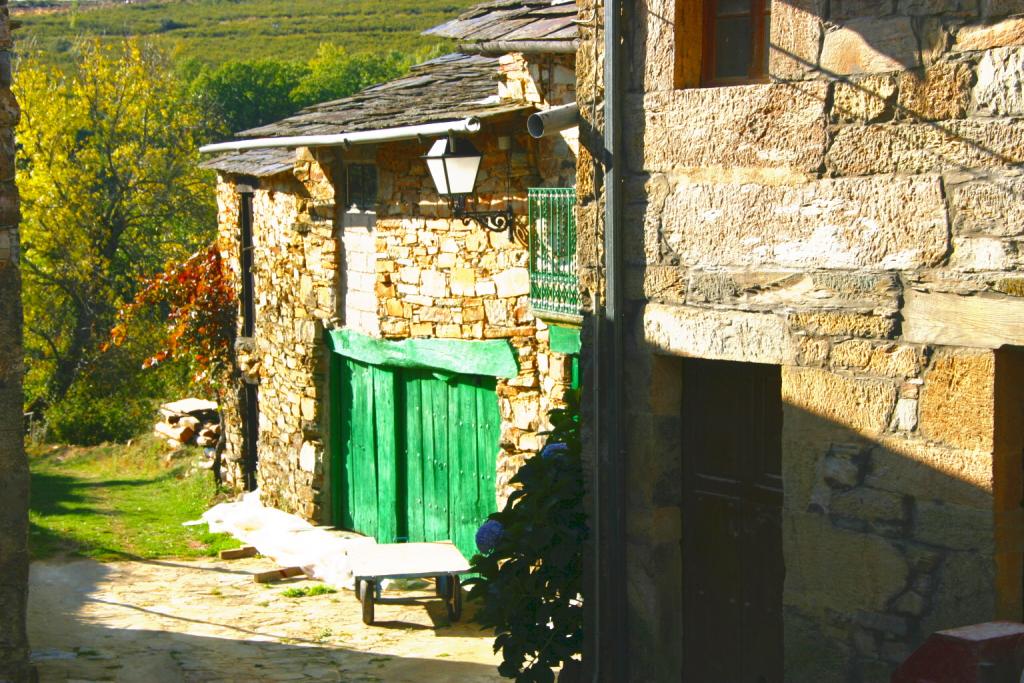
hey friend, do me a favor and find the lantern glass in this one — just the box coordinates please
[424,138,482,196]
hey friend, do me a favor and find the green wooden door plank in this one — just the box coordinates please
[326,329,518,378]
[373,365,399,544]
[348,359,377,537]
[329,350,344,527]
[429,377,451,542]
[403,371,426,543]
[476,377,499,521]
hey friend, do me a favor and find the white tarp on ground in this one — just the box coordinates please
[197,489,377,588]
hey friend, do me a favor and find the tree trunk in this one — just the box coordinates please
[0,11,32,678]
[48,300,95,404]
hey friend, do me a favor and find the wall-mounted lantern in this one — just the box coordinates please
[423,137,514,236]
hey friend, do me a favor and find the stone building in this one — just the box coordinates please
[0,0,28,680]
[576,0,1024,680]
[200,1,580,561]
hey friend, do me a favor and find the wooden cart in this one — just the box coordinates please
[350,541,471,625]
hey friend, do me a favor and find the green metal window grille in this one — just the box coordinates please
[528,188,579,319]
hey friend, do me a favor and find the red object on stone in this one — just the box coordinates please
[892,621,1024,683]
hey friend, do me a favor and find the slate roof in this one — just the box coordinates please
[202,53,531,177]
[425,0,578,48]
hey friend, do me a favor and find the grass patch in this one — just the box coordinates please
[28,434,237,561]
[280,584,338,598]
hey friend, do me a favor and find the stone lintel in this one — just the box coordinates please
[642,303,798,366]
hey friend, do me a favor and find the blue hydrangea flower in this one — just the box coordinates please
[541,442,569,459]
[476,519,505,554]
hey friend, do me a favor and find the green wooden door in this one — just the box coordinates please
[332,358,500,560]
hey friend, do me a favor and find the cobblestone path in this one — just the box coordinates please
[28,558,503,682]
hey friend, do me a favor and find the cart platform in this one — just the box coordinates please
[350,541,471,625]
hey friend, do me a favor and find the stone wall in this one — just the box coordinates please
[577,0,1024,680]
[215,53,578,519]
[0,0,29,679]
[215,149,339,518]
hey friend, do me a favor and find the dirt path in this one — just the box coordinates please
[28,557,504,682]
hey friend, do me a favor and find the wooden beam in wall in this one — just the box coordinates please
[903,290,1024,349]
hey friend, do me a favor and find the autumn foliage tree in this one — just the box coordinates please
[108,244,237,394]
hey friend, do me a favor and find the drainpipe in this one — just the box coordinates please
[592,0,626,680]
[527,103,580,139]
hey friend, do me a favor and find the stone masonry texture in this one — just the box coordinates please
[0,0,29,680]
[577,0,1024,680]
[213,54,578,521]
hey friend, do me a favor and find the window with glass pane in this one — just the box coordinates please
[675,0,770,88]
[702,0,770,85]
[347,164,378,211]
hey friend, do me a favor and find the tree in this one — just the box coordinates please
[108,242,236,394]
[15,40,215,418]
[289,44,410,109]
[188,58,309,135]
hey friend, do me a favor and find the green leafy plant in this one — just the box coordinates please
[468,391,585,683]
[280,584,337,598]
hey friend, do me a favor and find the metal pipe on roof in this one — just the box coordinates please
[198,117,483,154]
[457,40,579,55]
[527,103,579,138]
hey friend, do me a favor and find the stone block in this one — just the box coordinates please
[820,18,921,75]
[643,303,798,365]
[832,0,893,21]
[832,74,897,123]
[659,176,949,270]
[976,47,1024,116]
[831,487,907,523]
[915,500,993,549]
[897,62,973,121]
[867,436,993,506]
[450,267,476,296]
[892,397,919,431]
[828,120,1024,175]
[627,81,829,174]
[919,350,995,451]
[949,236,1023,271]
[789,311,897,339]
[784,513,909,614]
[900,0,977,14]
[420,270,447,298]
[954,17,1024,52]
[831,341,927,378]
[949,173,1024,237]
[783,366,898,434]
[493,267,530,298]
[769,0,825,80]
[919,551,997,639]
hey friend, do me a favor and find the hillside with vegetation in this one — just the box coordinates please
[13,0,474,68]
[14,1,477,446]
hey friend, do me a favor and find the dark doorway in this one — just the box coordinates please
[681,358,784,682]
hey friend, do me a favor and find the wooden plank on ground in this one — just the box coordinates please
[253,566,305,584]
[219,546,258,560]
[903,290,1024,349]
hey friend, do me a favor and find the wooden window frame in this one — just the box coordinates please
[343,162,378,229]
[674,0,771,89]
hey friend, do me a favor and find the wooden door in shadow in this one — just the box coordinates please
[682,358,783,682]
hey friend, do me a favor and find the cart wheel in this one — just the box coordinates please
[436,574,451,599]
[354,578,364,602]
[360,580,375,625]
[446,575,462,622]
